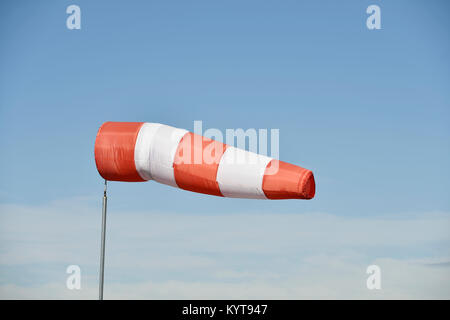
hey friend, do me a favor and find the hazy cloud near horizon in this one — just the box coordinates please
[0,198,449,299]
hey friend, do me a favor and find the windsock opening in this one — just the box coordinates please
[94,122,146,182]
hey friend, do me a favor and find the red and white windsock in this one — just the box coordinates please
[94,122,315,200]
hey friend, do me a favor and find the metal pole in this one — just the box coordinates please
[99,180,108,300]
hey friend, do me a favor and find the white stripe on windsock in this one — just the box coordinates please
[147,124,188,188]
[216,147,272,199]
[134,123,161,181]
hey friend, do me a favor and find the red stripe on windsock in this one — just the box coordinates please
[262,160,315,199]
[173,132,228,196]
[94,121,145,182]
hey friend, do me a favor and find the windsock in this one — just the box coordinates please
[94,122,315,200]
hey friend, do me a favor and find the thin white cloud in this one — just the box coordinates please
[0,198,449,299]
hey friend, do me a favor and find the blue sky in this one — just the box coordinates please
[0,0,449,299]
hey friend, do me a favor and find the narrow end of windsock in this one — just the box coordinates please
[262,160,315,200]
[94,122,146,182]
